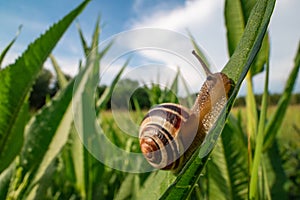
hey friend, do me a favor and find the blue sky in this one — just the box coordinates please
[0,0,299,96]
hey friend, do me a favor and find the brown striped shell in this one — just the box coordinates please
[139,103,193,170]
[139,50,235,172]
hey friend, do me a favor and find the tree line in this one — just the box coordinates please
[29,69,300,110]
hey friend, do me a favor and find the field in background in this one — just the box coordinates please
[231,104,300,141]
[100,104,300,151]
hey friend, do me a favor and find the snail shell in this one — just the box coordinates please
[139,50,235,172]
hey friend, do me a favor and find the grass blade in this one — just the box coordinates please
[263,42,300,150]
[225,0,245,56]
[0,25,22,68]
[206,141,231,200]
[221,117,249,199]
[160,0,275,199]
[180,74,194,108]
[96,58,127,113]
[225,0,269,77]
[76,22,90,56]
[249,48,269,199]
[0,102,28,174]
[222,0,273,84]
[0,0,90,174]
[115,174,140,200]
[169,68,179,103]
[137,171,176,200]
[245,73,257,172]
[49,54,68,88]
[68,126,87,198]
[13,76,75,199]
[188,32,211,68]
[265,140,288,198]
[0,165,14,199]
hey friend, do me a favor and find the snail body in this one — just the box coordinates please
[139,50,235,172]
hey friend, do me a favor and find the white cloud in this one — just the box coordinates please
[126,0,300,95]
[119,0,227,95]
[132,0,219,31]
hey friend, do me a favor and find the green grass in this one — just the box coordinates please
[99,104,300,198]
[102,104,300,164]
[1,0,299,198]
[231,104,300,143]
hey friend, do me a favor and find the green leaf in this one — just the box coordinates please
[49,54,68,88]
[222,0,274,84]
[136,171,176,200]
[221,117,249,199]
[0,0,90,174]
[206,140,231,200]
[115,174,140,200]
[250,35,269,76]
[91,15,101,51]
[264,140,288,198]
[245,74,258,141]
[249,48,269,199]
[96,57,127,113]
[0,101,28,174]
[241,0,257,20]
[201,115,249,200]
[0,25,22,68]
[160,0,275,199]
[76,22,90,56]
[263,42,300,150]
[0,165,14,199]
[17,77,78,198]
[68,126,87,198]
[26,158,57,199]
[225,0,269,77]
[224,1,269,167]
[225,0,245,56]
[70,18,115,199]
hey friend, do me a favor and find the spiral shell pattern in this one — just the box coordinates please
[139,103,191,170]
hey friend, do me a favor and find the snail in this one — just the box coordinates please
[139,50,235,173]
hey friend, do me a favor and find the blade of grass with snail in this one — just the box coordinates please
[0,0,90,175]
[160,0,276,199]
